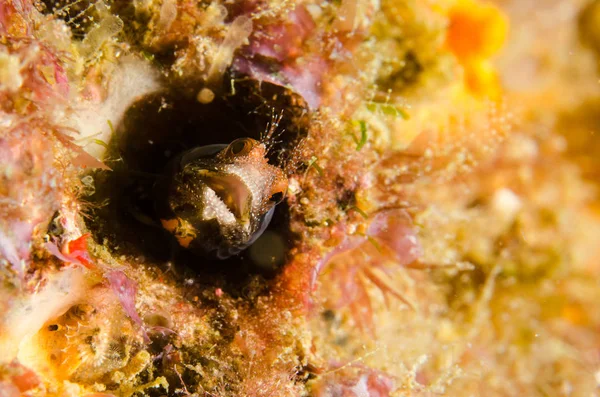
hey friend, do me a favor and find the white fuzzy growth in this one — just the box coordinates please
[67,56,161,159]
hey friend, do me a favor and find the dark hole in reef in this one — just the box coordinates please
[86,79,308,291]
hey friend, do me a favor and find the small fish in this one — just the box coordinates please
[153,138,288,259]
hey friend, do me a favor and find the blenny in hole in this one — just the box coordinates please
[153,137,288,259]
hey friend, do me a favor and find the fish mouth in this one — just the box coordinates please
[200,171,252,222]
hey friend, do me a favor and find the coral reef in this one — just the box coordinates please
[1,0,600,396]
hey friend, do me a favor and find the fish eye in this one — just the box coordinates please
[226,138,254,156]
[269,191,284,204]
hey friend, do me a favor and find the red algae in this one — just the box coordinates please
[0,5,70,114]
[233,4,327,108]
[105,270,145,331]
[312,210,421,334]
[45,233,94,269]
[313,209,422,287]
[0,361,43,397]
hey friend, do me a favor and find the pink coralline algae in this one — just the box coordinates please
[247,5,315,62]
[15,40,69,101]
[0,361,41,397]
[0,126,60,278]
[105,270,149,341]
[313,209,422,288]
[311,367,395,397]
[1,0,70,117]
[0,2,71,279]
[0,0,32,35]
[233,5,327,108]
[315,210,422,334]
[0,221,34,277]
[1,40,69,108]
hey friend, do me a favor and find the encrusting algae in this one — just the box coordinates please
[1,0,600,396]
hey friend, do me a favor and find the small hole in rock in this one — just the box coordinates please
[86,79,308,292]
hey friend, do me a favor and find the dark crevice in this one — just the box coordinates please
[85,79,308,292]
